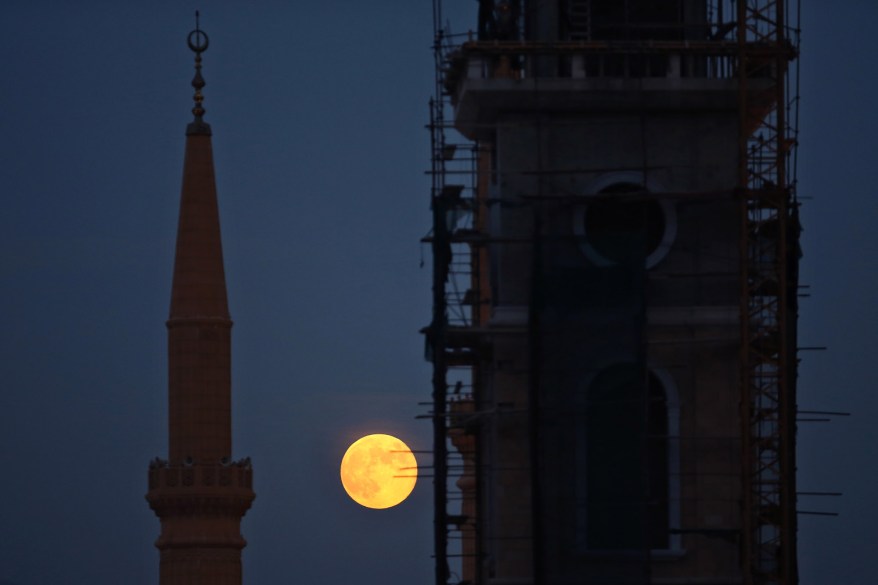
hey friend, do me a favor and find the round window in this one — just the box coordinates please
[574,179,675,268]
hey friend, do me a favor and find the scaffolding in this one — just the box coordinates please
[424,13,483,582]
[423,2,800,585]
[736,2,800,584]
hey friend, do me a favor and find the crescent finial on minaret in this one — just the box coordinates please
[187,11,211,135]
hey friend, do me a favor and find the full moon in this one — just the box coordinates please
[340,434,417,509]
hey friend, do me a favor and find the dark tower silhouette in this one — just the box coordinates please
[146,18,254,585]
[426,1,800,585]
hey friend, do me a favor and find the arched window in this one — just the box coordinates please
[577,364,678,551]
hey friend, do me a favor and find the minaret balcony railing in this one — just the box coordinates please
[146,458,255,516]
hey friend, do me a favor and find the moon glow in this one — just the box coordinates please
[340,434,417,509]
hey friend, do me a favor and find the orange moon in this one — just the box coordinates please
[340,434,417,509]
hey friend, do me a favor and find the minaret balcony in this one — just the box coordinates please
[146,458,255,519]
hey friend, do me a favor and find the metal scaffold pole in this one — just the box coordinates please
[430,2,450,582]
[737,1,800,584]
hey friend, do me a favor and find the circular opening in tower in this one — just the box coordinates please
[575,182,675,268]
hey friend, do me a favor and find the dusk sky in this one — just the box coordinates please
[1,2,876,584]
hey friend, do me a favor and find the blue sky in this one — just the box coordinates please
[0,2,875,584]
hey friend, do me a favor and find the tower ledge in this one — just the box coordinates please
[444,40,788,140]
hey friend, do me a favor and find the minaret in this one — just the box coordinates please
[147,17,255,585]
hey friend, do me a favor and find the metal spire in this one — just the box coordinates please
[187,11,211,135]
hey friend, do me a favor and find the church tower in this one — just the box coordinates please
[147,20,255,585]
[426,2,800,585]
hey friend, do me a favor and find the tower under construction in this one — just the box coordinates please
[423,1,801,584]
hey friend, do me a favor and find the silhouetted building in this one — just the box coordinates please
[425,1,800,584]
[146,22,254,585]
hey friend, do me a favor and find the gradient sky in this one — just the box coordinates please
[1,2,876,584]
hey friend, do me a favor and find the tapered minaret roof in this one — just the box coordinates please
[168,19,229,323]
